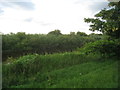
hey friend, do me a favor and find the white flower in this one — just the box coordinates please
[80,73,82,75]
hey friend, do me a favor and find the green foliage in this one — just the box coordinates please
[48,29,62,35]
[83,1,120,60]
[70,32,75,36]
[50,61,118,88]
[88,33,103,40]
[1,52,87,88]
[2,52,118,88]
[77,31,88,36]
[2,31,99,61]
[79,39,120,58]
[2,1,120,88]
[84,1,120,39]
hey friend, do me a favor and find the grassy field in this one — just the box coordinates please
[3,52,119,88]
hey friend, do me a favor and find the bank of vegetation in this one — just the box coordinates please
[2,2,120,88]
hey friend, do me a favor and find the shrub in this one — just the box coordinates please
[78,39,120,58]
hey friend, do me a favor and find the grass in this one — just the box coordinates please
[2,52,119,88]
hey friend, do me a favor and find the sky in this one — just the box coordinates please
[0,0,109,34]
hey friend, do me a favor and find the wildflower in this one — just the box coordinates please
[80,73,82,75]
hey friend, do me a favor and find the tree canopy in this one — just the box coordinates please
[84,2,120,39]
[48,30,62,35]
[2,31,102,61]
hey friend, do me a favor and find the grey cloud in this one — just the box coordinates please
[0,0,35,10]
[24,19,53,26]
[0,2,11,8]
[0,9,4,14]
[24,18,33,22]
[12,2,35,10]
[74,0,108,4]
[74,0,109,13]
[88,2,109,13]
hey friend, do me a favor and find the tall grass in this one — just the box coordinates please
[3,52,118,88]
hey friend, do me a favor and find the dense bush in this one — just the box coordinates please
[78,39,120,58]
[2,32,102,61]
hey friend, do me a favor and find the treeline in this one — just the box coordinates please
[2,30,102,61]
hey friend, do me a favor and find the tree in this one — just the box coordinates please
[48,29,62,35]
[84,1,120,39]
[70,32,75,36]
[77,31,87,36]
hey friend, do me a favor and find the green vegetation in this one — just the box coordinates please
[78,39,120,58]
[2,31,102,61]
[2,1,120,88]
[84,2,120,39]
[3,53,119,88]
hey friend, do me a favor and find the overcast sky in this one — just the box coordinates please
[0,0,109,34]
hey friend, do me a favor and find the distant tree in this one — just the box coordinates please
[88,33,103,40]
[16,32,26,40]
[48,30,62,35]
[77,31,87,36]
[70,32,75,35]
[2,31,99,61]
[84,2,120,39]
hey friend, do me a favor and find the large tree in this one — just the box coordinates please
[48,29,62,35]
[84,1,120,39]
